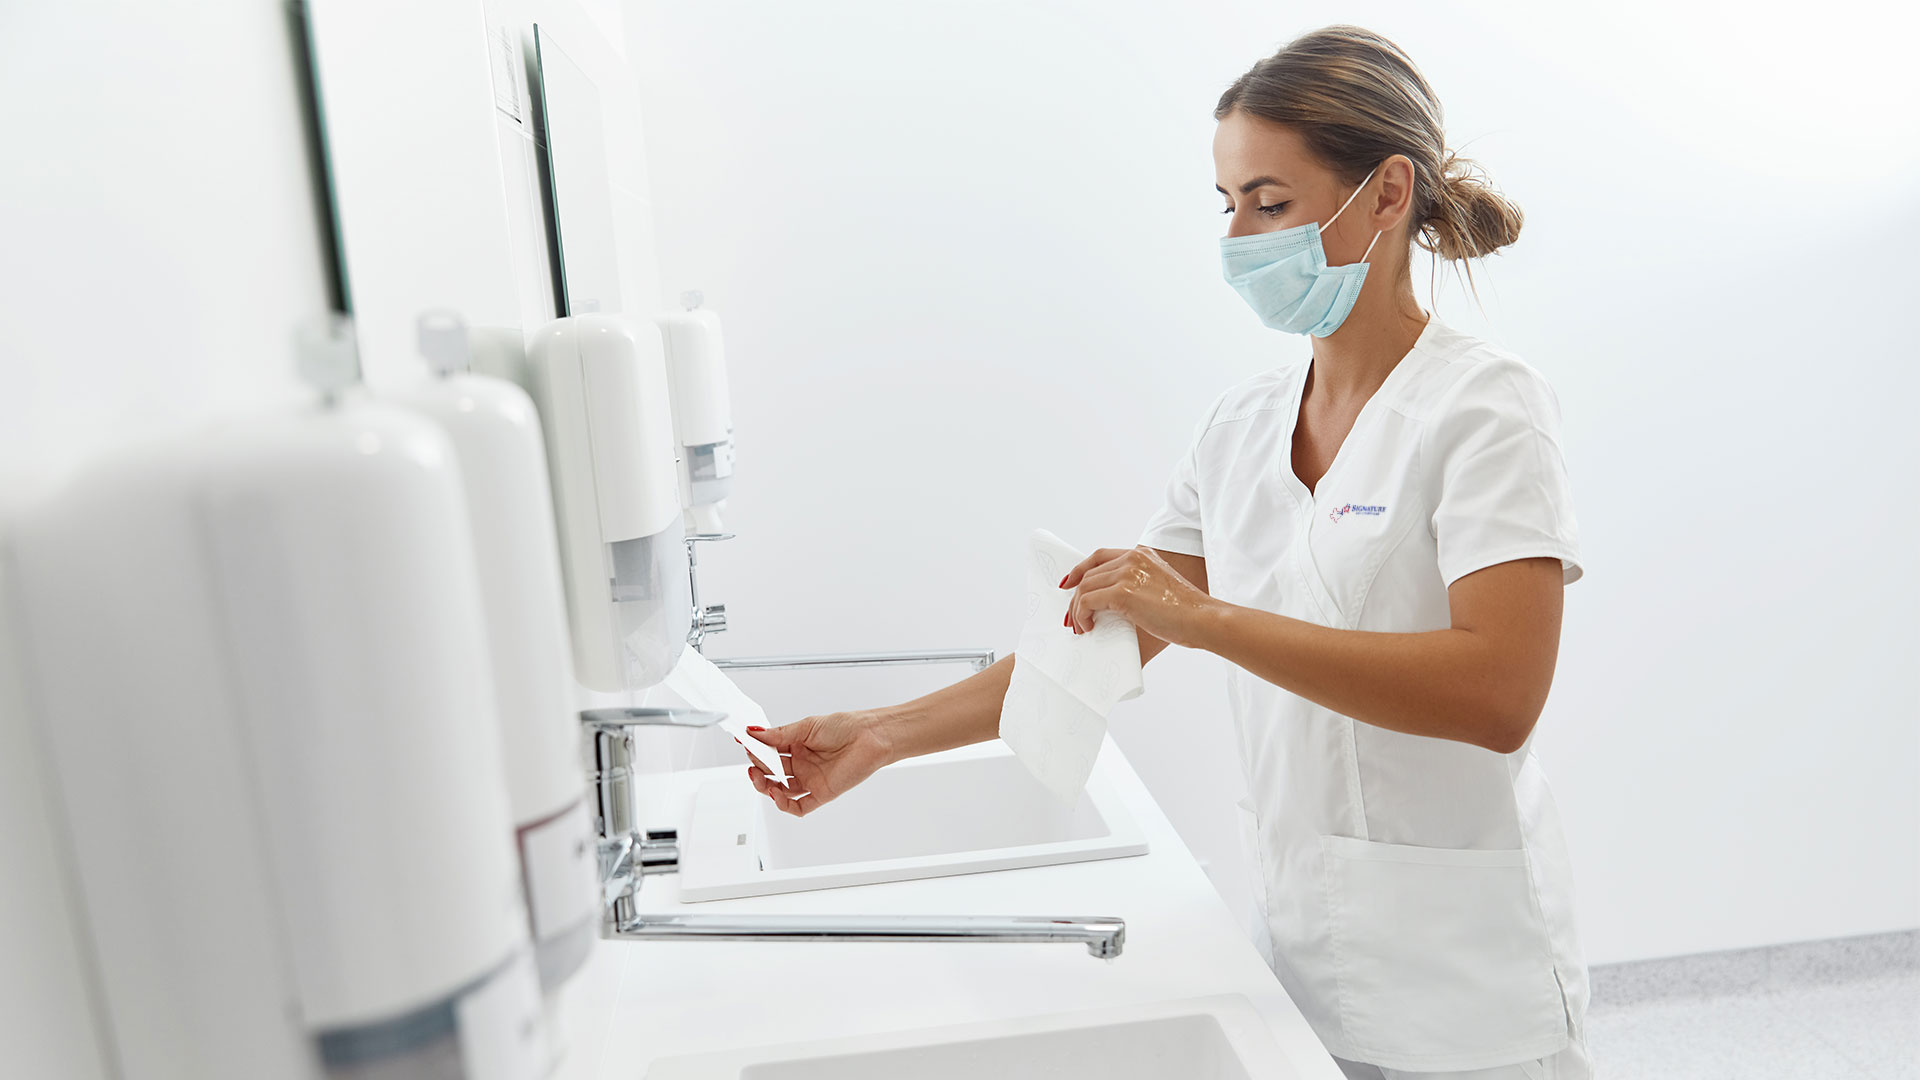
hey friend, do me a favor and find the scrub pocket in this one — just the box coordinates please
[1319,834,1569,1072]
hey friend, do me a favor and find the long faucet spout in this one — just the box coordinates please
[610,913,1125,958]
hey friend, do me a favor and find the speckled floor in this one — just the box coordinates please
[1586,930,1917,1079]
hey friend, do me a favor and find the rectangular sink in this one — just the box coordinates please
[674,741,1147,902]
[643,993,1309,1079]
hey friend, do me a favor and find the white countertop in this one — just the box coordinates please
[550,735,1343,1079]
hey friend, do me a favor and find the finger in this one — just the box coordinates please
[736,735,763,765]
[747,763,767,795]
[751,763,787,797]
[1072,582,1125,634]
[733,730,764,764]
[1061,547,1129,589]
[1062,546,1126,588]
[1133,544,1175,570]
[1067,591,1092,635]
[1080,547,1146,591]
[1066,560,1125,633]
[768,784,801,816]
[1068,585,1093,633]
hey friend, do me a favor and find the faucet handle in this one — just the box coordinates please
[580,706,726,732]
[580,709,723,869]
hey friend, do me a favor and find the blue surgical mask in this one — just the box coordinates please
[1219,163,1382,337]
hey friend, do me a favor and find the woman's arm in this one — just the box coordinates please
[875,549,1204,760]
[1181,556,1564,753]
[748,550,1209,816]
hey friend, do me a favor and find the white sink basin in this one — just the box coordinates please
[642,993,1309,1079]
[675,740,1147,902]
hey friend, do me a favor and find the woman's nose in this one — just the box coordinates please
[1223,213,1261,240]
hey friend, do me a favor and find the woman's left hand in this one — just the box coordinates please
[1061,546,1219,649]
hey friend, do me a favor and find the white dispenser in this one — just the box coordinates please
[508,314,690,691]
[4,347,547,1078]
[391,313,599,996]
[654,292,736,535]
[0,484,113,1080]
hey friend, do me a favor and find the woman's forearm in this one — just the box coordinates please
[871,632,1178,763]
[1185,602,1527,753]
[871,654,1015,761]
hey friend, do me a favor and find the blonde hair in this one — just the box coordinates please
[1215,25,1521,302]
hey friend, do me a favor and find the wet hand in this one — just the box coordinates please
[1060,545,1217,649]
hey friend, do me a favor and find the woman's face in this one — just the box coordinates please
[1213,110,1347,239]
[1213,110,1410,261]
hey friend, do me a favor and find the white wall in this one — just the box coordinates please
[0,5,332,478]
[624,0,1920,965]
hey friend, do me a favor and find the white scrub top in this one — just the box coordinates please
[1137,316,1588,1074]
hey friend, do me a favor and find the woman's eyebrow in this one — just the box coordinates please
[1216,177,1291,196]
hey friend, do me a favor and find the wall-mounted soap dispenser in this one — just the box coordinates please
[389,313,600,999]
[500,313,691,692]
[4,322,548,1079]
[655,291,736,536]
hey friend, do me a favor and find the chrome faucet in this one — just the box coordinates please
[680,531,996,676]
[682,532,733,650]
[705,648,998,674]
[579,706,1125,959]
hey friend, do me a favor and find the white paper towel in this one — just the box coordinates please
[998,529,1144,802]
[661,647,790,782]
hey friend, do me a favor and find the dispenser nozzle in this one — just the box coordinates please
[416,309,472,378]
[294,312,360,405]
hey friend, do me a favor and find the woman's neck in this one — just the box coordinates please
[1308,282,1430,403]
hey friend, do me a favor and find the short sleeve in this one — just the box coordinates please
[1136,390,1228,557]
[1427,357,1584,588]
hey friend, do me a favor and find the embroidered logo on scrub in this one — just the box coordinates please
[1327,502,1386,524]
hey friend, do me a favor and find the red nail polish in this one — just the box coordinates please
[1059,575,1069,588]
[747,725,765,731]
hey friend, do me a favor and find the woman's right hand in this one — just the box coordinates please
[743,709,900,817]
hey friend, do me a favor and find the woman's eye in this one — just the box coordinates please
[1258,203,1289,217]
[1220,206,1234,215]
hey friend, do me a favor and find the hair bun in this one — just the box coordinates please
[1422,147,1523,261]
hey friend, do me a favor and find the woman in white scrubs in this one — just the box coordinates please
[742,24,1594,1080]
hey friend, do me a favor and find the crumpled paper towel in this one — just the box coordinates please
[998,529,1144,802]
[662,647,790,782]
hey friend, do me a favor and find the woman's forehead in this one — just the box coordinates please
[1213,114,1320,188]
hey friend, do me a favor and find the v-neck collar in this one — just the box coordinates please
[1280,314,1439,504]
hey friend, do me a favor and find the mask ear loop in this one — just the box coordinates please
[1324,163,1384,265]
[1359,230,1383,263]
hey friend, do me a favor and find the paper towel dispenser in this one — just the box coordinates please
[391,314,600,995]
[511,313,690,692]
[656,292,736,535]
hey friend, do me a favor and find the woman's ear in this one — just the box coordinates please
[1377,154,1418,228]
